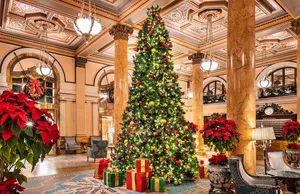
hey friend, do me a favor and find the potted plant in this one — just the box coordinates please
[200,118,240,186]
[0,90,59,193]
[281,121,300,166]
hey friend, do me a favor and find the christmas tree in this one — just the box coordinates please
[112,6,199,185]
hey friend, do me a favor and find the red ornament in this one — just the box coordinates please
[167,130,171,135]
[121,158,125,162]
[173,155,176,159]
[136,80,141,85]
[143,46,148,50]
[139,101,143,105]
[143,138,148,143]
[149,77,153,81]
[175,130,179,134]
[165,58,169,62]
[149,30,153,35]
[175,160,181,165]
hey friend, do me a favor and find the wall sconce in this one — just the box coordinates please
[253,127,276,174]
[187,81,193,99]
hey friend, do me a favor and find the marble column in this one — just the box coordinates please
[188,52,205,154]
[227,0,256,174]
[292,19,300,122]
[109,24,133,144]
[75,57,87,137]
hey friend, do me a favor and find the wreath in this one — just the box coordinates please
[23,76,45,100]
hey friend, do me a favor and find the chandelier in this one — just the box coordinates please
[74,0,102,42]
[36,24,53,77]
[201,12,218,72]
[257,46,271,89]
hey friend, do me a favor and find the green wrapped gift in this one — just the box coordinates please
[103,170,124,187]
[150,177,164,192]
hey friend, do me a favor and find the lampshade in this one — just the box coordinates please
[200,60,218,71]
[252,127,276,141]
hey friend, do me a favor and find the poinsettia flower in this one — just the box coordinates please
[0,103,28,129]
[0,178,24,193]
[1,127,13,141]
[16,93,36,108]
[36,121,59,146]
[27,106,53,121]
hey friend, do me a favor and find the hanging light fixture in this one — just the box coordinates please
[36,23,53,77]
[187,81,193,99]
[257,46,272,89]
[74,0,102,42]
[201,13,218,73]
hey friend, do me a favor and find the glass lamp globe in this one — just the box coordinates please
[91,19,102,35]
[99,92,108,99]
[74,17,92,35]
[36,64,52,76]
[187,91,193,99]
[258,79,271,88]
[200,60,218,71]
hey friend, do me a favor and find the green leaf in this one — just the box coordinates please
[24,127,33,137]
[15,160,24,169]
[11,122,21,137]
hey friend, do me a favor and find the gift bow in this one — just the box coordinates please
[29,78,43,95]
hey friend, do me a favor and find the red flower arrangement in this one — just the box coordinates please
[281,120,300,142]
[0,90,59,193]
[200,118,240,153]
[208,154,228,166]
[287,143,300,150]
[0,178,24,194]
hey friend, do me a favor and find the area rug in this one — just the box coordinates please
[22,170,210,194]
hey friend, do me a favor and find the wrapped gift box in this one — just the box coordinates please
[135,158,150,173]
[103,170,124,187]
[94,159,110,179]
[126,170,136,191]
[150,177,165,192]
[199,160,205,178]
[136,172,147,192]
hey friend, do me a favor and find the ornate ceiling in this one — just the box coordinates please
[0,0,299,77]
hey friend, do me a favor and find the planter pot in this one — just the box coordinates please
[207,164,231,185]
[285,148,300,167]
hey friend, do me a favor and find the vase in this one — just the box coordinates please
[207,164,231,185]
[285,148,300,167]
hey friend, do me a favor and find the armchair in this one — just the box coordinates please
[64,136,81,153]
[87,140,108,162]
[90,136,101,147]
[229,155,281,194]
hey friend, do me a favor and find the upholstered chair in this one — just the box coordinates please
[229,155,281,194]
[64,136,81,153]
[90,136,102,147]
[267,151,300,193]
[87,140,108,162]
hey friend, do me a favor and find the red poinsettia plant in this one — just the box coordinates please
[200,118,240,154]
[287,143,300,150]
[0,90,59,193]
[281,120,300,143]
[208,153,228,166]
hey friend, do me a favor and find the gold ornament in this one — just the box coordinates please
[163,103,167,107]
[124,140,128,145]
[130,121,135,126]
[160,119,167,124]
[151,48,157,53]
[183,125,188,130]
[139,85,144,88]
[149,101,155,106]
[166,145,170,150]
[159,36,165,42]
[151,146,156,150]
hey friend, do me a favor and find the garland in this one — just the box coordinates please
[256,103,293,115]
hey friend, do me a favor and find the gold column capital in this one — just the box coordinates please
[109,24,133,40]
[75,57,87,68]
[188,52,205,65]
[291,18,300,35]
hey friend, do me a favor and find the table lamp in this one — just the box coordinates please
[252,127,276,174]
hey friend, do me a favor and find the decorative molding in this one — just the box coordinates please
[291,18,300,35]
[109,24,133,40]
[75,57,87,68]
[188,52,204,64]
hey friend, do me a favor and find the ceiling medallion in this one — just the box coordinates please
[25,12,65,33]
[198,9,223,23]
[74,0,102,42]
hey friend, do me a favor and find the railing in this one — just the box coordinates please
[259,85,296,98]
[203,94,226,104]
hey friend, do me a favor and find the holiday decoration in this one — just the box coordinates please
[126,170,137,191]
[135,172,147,192]
[135,158,150,173]
[199,160,205,178]
[23,76,45,100]
[0,90,59,193]
[150,177,165,192]
[208,154,228,166]
[111,6,199,184]
[94,159,110,179]
[103,168,124,187]
[281,121,300,166]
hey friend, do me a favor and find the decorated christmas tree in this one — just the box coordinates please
[112,6,199,185]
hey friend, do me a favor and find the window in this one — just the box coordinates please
[203,81,226,104]
[11,76,56,109]
[259,67,296,98]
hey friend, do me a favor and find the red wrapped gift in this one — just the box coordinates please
[94,159,110,179]
[136,172,147,192]
[126,170,136,191]
[199,160,204,178]
[135,158,150,173]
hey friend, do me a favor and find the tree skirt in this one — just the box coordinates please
[22,170,210,194]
